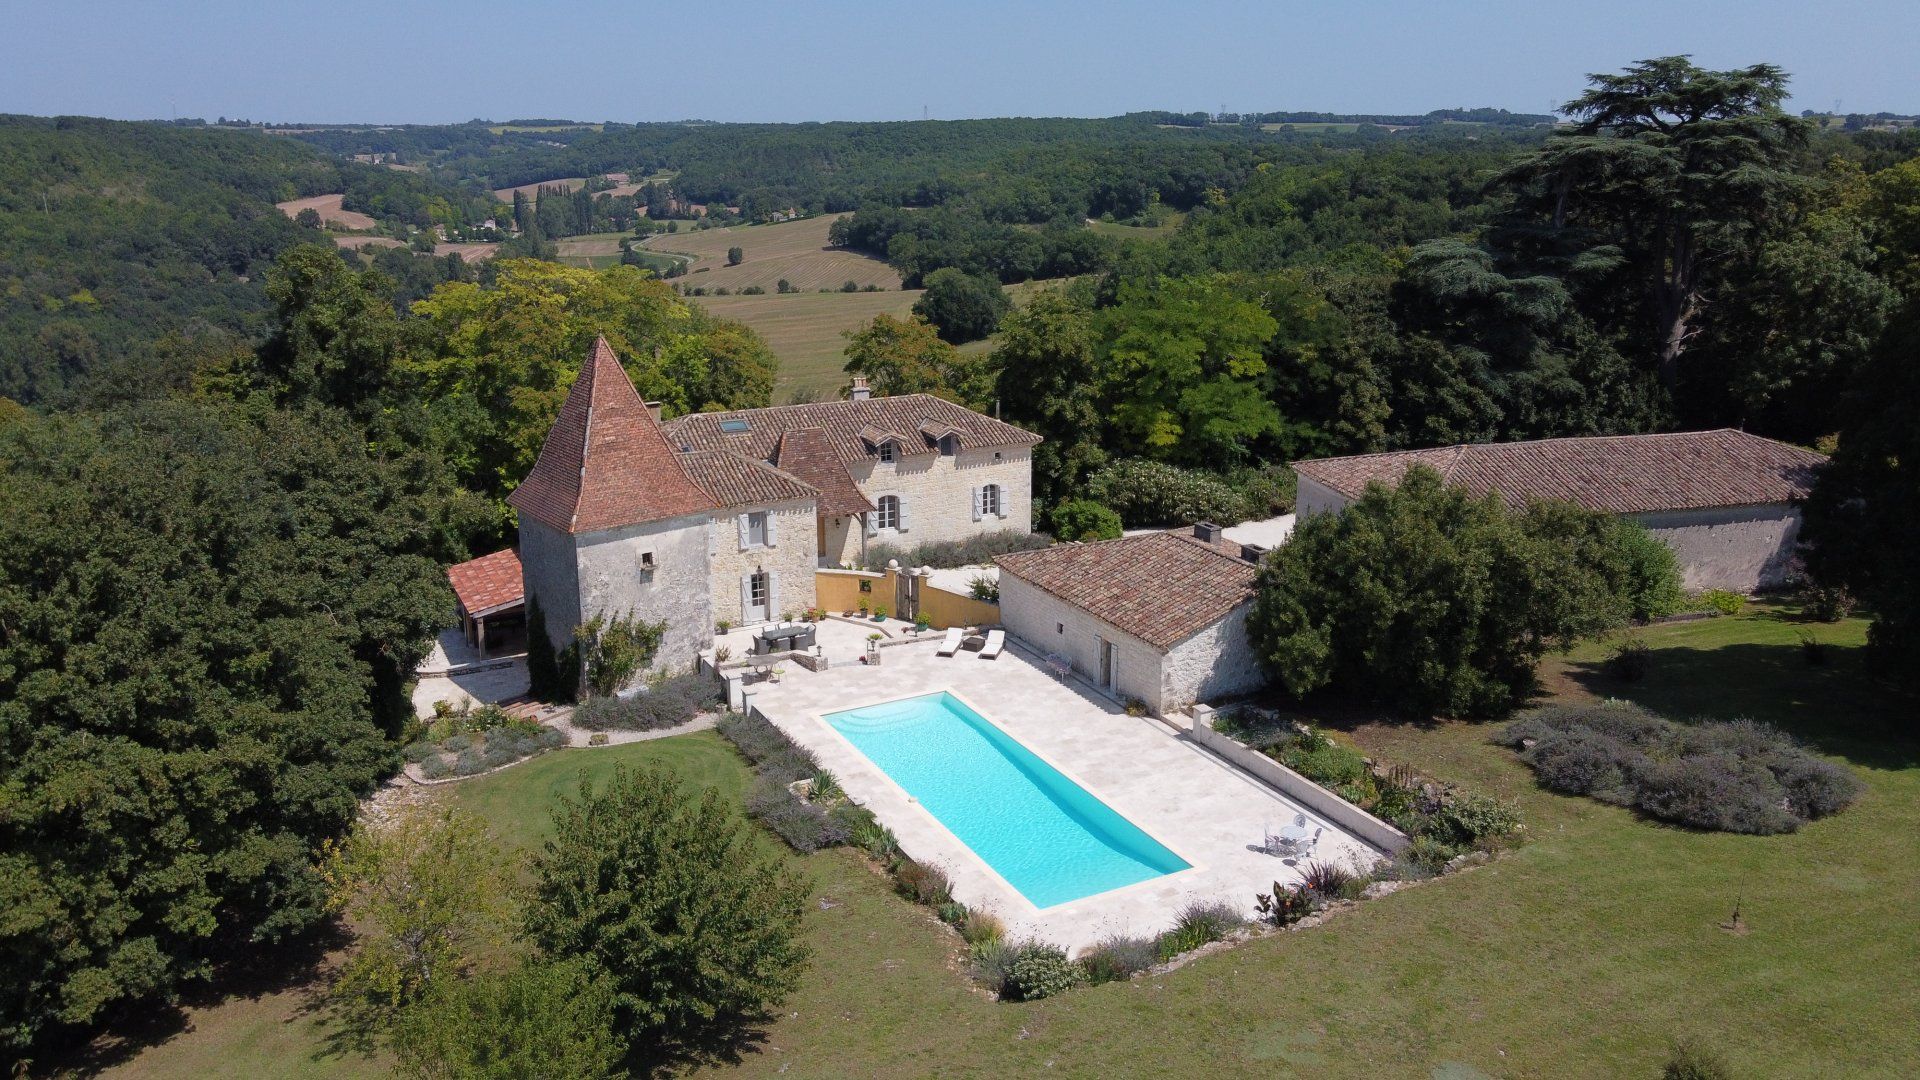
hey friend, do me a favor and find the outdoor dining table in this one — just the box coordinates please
[756,624,816,654]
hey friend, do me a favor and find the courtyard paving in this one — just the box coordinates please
[742,635,1385,951]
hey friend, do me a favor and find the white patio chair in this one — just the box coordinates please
[977,629,1005,659]
[936,627,964,657]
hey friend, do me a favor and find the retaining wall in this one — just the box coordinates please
[1188,707,1411,854]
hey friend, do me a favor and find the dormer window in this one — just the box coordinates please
[939,435,958,456]
[878,442,895,463]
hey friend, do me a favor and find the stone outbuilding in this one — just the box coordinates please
[995,526,1265,716]
[1292,429,1826,594]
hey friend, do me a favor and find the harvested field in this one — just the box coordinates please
[692,290,918,398]
[553,232,628,259]
[333,235,404,252]
[276,193,376,231]
[642,214,900,293]
[693,286,1003,400]
[435,242,499,262]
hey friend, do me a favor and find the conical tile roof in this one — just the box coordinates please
[507,336,718,533]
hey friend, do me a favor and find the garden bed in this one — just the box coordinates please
[1212,708,1524,878]
[403,702,567,780]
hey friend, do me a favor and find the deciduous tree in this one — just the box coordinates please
[523,768,808,1059]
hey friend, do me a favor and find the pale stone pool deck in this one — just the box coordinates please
[741,635,1386,952]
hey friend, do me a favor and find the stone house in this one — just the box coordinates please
[663,376,1041,567]
[469,337,1040,685]
[995,526,1265,716]
[1292,429,1826,593]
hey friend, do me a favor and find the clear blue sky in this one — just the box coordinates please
[5,1,1915,124]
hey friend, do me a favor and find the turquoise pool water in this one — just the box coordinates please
[824,692,1189,907]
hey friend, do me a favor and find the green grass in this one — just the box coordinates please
[95,607,1920,1077]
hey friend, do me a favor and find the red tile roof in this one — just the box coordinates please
[662,394,1040,464]
[677,449,817,507]
[447,548,524,617]
[1292,430,1825,515]
[507,336,719,534]
[995,533,1258,651]
[772,427,875,516]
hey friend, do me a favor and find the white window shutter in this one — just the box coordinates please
[970,486,982,522]
[765,511,778,548]
[897,496,910,532]
[768,571,780,618]
[736,513,749,551]
[740,572,753,624]
[864,510,877,537]
[996,485,1009,519]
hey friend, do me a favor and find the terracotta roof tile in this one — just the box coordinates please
[995,533,1258,651]
[772,428,875,516]
[447,548,523,616]
[677,450,817,507]
[507,336,718,534]
[662,394,1040,464]
[1292,430,1824,515]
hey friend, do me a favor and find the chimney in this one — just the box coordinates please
[1239,543,1268,563]
[1193,522,1223,544]
[849,376,871,401]
[643,400,663,423]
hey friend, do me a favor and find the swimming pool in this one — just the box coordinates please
[824,691,1190,908]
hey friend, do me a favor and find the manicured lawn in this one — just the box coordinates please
[96,608,1920,1077]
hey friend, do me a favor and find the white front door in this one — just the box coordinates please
[746,571,770,623]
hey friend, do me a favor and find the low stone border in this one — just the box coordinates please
[401,712,720,785]
[1185,705,1412,854]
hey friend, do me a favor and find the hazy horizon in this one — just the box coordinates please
[5,0,1916,126]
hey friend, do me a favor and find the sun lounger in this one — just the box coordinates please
[977,629,1005,659]
[936,627,964,657]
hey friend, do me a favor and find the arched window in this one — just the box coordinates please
[979,484,1001,517]
[875,495,900,530]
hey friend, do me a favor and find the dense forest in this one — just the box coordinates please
[2,58,1918,1058]
[0,115,496,404]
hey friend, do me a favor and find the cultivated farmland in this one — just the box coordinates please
[642,214,902,293]
[691,290,922,398]
[553,231,630,269]
[274,193,376,231]
[695,277,1054,397]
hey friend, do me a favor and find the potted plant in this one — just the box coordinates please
[715,618,733,635]
[914,612,932,634]
[872,605,889,622]
[858,599,870,617]
[770,665,785,684]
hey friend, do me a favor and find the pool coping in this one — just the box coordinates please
[809,685,1211,918]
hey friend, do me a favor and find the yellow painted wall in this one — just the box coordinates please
[919,583,1000,630]
[816,569,884,614]
[813,569,999,628]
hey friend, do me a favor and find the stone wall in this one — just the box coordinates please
[574,512,713,682]
[820,512,863,568]
[517,516,580,653]
[1633,504,1803,593]
[1293,473,1351,518]
[998,573,1169,713]
[707,499,819,627]
[1161,602,1264,712]
[851,445,1033,550]
[1188,709,1410,854]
